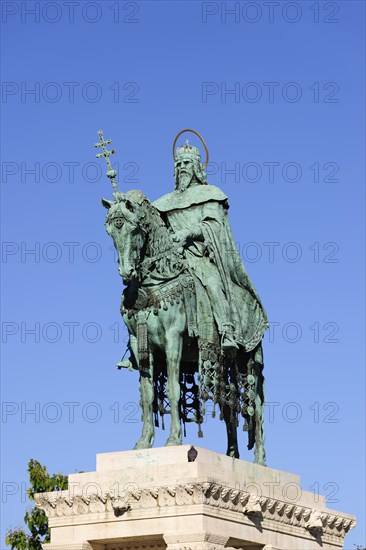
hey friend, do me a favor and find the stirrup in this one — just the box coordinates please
[117,359,134,371]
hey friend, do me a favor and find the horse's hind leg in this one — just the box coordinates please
[222,404,239,459]
[133,349,155,450]
[253,350,266,466]
[254,395,266,465]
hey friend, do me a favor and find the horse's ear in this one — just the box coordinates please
[125,199,134,212]
[101,198,113,209]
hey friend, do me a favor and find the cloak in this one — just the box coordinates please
[154,184,268,352]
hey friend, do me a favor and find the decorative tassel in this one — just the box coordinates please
[137,312,149,366]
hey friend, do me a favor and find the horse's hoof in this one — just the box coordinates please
[133,435,154,450]
[254,451,267,466]
[227,447,240,459]
[165,435,182,447]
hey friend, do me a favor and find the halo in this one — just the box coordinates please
[172,128,209,170]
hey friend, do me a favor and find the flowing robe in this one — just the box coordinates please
[153,184,268,352]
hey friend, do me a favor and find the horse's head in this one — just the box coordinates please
[102,190,146,284]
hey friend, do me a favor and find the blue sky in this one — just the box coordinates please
[1,1,365,547]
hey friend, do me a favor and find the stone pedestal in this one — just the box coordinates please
[36,445,355,550]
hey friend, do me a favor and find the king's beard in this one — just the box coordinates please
[177,172,192,192]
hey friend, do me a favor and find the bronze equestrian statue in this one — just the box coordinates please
[96,129,269,465]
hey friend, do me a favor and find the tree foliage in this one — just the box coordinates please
[5,459,68,550]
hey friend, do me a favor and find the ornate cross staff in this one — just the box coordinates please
[94,130,119,195]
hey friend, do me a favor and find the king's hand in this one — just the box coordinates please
[172,229,190,244]
[172,225,204,245]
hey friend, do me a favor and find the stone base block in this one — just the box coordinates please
[36,445,355,550]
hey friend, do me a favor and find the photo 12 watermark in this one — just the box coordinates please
[1,399,340,427]
[201,2,340,24]
[1,240,341,264]
[205,161,340,184]
[1,161,140,185]
[1,81,140,104]
[1,1,140,24]
[1,476,340,505]
[201,81,339,104]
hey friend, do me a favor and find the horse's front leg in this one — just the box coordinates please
[165,328,183,447]
[132,335,155,449]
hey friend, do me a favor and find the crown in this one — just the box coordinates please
[175,140,201,164]
[172,130,209,170]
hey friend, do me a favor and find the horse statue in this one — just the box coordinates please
[96,129,269,465]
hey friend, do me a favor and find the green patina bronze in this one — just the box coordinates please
[95,130,269,465]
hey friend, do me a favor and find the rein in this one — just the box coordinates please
[138,241,187,285]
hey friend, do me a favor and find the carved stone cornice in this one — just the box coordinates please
[164,532,229,545]
[106,545,165,550]
[35,481,356,542]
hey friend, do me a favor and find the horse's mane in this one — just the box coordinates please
[107,189,183,279]
[125,190,173,258]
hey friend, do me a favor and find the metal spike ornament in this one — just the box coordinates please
[94,130,119,196]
